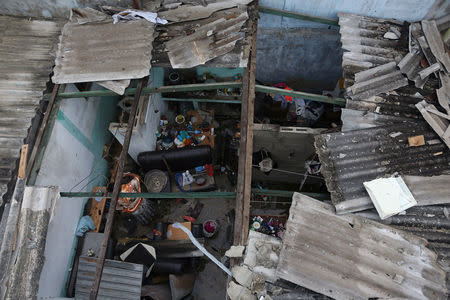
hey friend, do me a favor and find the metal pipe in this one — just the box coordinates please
[55,82,346,106]
[57,82,242,99]
[254,84,346,106]
[59,189,329,200]
[161,97,242,104]
[259,6,339,26]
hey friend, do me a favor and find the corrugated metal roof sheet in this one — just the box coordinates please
[0,16,61,201]
[75,256,143,300]
[338,12,408,88]
[356,204,450,283]
[276,193,448,300]
[52,19,154,84]
[314,121,450,214]
[346,61,409,100]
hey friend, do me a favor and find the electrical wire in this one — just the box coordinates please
[252,165,323,179]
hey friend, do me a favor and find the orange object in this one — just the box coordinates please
[118,173,143,213]
[408,135,425,147]
[89,186,107,232]
[283,86,293,102]
[167,222,192,240]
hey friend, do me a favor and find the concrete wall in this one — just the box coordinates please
[0,0,134,19]
[36,84,119,298]
[256,0,439,90]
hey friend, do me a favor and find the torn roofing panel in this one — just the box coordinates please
[152,6,253,67]
[165,9,248,68]
[75,256,143,300]
[276,193,448,300]
[158,0,253,23]
[314,121,450,214]
[338,12,408,88]
[52,19,154,84]
[0,16,61,202]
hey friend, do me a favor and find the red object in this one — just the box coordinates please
[205,164,214,176]
[272,83,293,102]
[153,229,162,237]
[204,221,216,233]
[183,216,196,223]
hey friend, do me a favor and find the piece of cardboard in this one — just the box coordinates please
[167,222,192,240]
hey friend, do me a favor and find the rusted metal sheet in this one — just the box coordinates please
[52,19,154,84]
[0,16,61,202]
[276,193,448,300]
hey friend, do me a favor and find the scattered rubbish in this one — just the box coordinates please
[225,245,245,258]
[407,134,425,146]
[172,222,232,276]
[167,222,192,240]
[203,220,218,238]
[363,176,417,219]
[250,216,285,239]
[112,9,168,24]
[390,132,402,138]
[75,215,95,237]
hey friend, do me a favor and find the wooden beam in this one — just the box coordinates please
[89,77,148,299]
[18,145,28,179]
[234,3,259,246]
[25,84,61,179]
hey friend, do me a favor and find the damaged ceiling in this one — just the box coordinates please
[276,193,448,300]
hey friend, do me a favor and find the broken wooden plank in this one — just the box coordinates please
[90,77,148,299]
[17,145,28,180]
[88,186,107,232]
[233,3,258,246]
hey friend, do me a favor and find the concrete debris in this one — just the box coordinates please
[276,193,448,300]
[225,245,245,257]
[243,231,281,283]
[384,31,400,40]
[159,0,252,23]
[165,9,248,68]
[232,265,256,289]
[227,281,256,300]
[52,18,154,84]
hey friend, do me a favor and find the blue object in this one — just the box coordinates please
[195,166,206,172]
[75,215,95,237]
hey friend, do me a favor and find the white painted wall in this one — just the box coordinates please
[36,84,117,298]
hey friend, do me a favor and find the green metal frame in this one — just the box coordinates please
[55,82,345,106]
[254,85,346,106]
[258,6,339,26]
[59,189,329,200]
